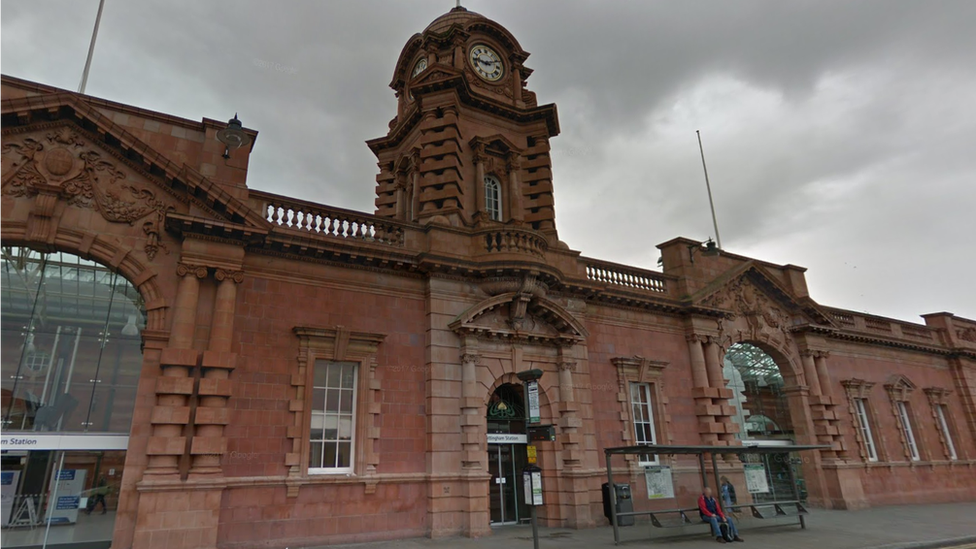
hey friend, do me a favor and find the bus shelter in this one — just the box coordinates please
[604,444,829,545]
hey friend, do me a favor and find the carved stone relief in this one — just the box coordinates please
[2,127,175,260]
[703,276,796,354]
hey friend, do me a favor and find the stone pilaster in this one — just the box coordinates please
[458,351,490,537]
[460,352,483,470]
[948,356,976,448]
[556,356,583,469]
[506,152,524,223]
[801,350,822,395]
[473,143,488,221]
[690,335,736,446]
[190,268,243,477]
[145,262,205,477]
[807,351,846,459]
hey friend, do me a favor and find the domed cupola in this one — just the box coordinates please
[367,5,561,240]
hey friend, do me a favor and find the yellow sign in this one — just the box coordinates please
[527,445,537,464]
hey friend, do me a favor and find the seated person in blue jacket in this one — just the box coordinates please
[698,487,744,543]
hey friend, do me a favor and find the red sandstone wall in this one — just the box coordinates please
[218,483,427,547]
[826,344,976,504]
[216,265,430,546]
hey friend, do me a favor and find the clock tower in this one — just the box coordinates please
[367,6,561,241]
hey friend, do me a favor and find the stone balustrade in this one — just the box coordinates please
[828,307,936,342]
[584,259,670,294]
[255,191,405,247]
[476,227,548,258]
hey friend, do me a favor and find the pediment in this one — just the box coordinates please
[469,134,523,155]
[410,66,462,88]
[691,262,834,328]
[450,292,587,345]
[884,374,916,391]
[1,92,270,232]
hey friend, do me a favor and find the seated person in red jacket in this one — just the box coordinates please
[699,487,744,543]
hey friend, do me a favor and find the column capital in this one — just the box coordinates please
[460,353,481,366]
[686,333,707,344]
[214,268,245,284]
[558,360,577,372]
[472,143,488,164]
[506,152,522,172]
[176,262,208,279]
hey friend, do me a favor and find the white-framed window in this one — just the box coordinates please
[629,382,658,466]
[854,398,878,462]
[935,404,957,460]
[484,175,502,221]
[309,360,358,473]
[896,401,920,461]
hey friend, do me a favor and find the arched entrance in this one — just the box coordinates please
[486,383,529,525]
[1,245,145,549]
[724,342,807,502]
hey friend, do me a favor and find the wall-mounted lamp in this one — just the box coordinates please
[688,238,720,264]
[216,114,250,159]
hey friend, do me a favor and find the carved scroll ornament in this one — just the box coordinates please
[2,127,174,260]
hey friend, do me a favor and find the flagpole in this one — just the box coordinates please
[696,130,723,249]
[78,0,106,94]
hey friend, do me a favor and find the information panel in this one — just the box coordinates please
[527,381,541,424]
[1,471,21,526]
[45,469,87,525]
[644,466,675,499]
[744,463,770,494]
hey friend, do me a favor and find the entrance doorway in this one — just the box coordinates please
[486,383,529,525]
[487,443,528,525]
[724,343,807,502]
[1,246,145,548]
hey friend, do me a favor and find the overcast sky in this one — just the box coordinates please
[3,1,974,323]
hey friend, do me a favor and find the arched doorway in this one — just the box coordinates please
[486,383,529,525]
[724,343,806,502]
[1,245,145,549]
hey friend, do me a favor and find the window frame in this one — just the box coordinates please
[884,376,924,462]
[484,175,503,221]
[612,356,670,471]
[935,404,957,461]
[307,360,360,475]
[853,398,878,462]
[629,381,659,466]
[291,326,385,485]
[842,378,888,463]
[895,401,920,461]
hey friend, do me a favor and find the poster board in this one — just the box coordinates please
[644,466,675,499]
[523,470,543,506]
[527,381,541,424]
[1,470,21,526]
[46,469,87,524]
[744,463,770,494]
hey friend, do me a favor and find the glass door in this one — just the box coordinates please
[488,445,509,524]
[488,444,529,525]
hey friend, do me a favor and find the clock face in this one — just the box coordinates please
[469,44,503,82]
[411,57,427,78]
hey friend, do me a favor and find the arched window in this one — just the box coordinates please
[484,175,502,221]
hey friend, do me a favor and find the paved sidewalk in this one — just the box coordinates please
[320,502,976,549]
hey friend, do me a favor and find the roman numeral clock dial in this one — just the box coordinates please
[469,44,504,82]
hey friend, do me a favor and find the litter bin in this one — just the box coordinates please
[601,482,634,526]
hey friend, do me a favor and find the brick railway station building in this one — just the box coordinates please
[2,7,975,549]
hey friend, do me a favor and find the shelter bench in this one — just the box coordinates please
[640,501,808,530]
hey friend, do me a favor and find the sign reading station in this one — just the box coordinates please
[487,433,527,444]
